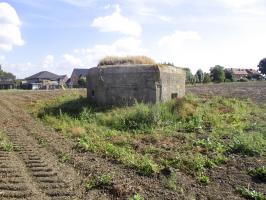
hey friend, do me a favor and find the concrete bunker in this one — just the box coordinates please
[87,64,186,105]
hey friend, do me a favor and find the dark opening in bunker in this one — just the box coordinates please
[171,93,178,99]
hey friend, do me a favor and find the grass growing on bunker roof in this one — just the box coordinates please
[31,93,266,180]
[97,56,156,66]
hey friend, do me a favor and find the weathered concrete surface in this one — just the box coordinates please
[87,64,185,105]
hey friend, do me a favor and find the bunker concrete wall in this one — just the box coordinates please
[87,65,186,105]
[159,67,186,102]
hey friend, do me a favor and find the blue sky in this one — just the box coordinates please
[0,0,266,78]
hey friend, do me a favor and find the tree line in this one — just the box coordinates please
[185,57,266,84]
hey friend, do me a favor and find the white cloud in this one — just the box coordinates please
[62,54,82,66]
[157,30,204,72]
[42,55,54,69]
[68,37,147,67]
[91,5,142,37]
[0,2,24,52]
[158,31,201,47]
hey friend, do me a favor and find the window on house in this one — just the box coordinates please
[92,90,95,97]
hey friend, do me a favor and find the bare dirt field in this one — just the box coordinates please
[187,81,266,104]
[0,85,265,200]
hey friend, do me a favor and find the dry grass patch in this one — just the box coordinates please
[98,56,156,66]
[70,126,87,138]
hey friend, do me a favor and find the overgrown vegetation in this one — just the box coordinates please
[236,187,266,200]
[98,56,156,66]
[31,93,266,187]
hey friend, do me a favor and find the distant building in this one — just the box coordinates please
[87,64,186,105]
[70,68,89,87]
[226,68,248,80]
[225,68,262,81]
[0,65,15,89]
[0,76,15,89]
[23,71,68,90]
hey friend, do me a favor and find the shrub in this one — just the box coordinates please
[98,56,156,66]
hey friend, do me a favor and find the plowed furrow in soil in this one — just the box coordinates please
[0,97,91,200]
[0,149,37,200]
[5,133,74,200]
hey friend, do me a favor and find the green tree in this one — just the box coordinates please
[203,73,211,83]
[195,69,204,83]
[258,58,266,75]
[224,69,234,82]
[210,65,225,83]
[0,65,15,79]
[184,68,195,84]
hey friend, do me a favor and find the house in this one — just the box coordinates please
[0,76,15,89]
[226,68,262,81]
[70,68,89,87]
[23,71,68,90]
[225,68,248,81]
[87,64,186,105]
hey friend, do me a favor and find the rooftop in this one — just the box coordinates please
[26,71,61,81]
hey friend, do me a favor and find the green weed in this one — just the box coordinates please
[37,138,48,147]
[196,175,210,185]
[161,171,177,190]
[236,187,265,200]
[1,141,13,152]
[128,193,145,200]
[248,166,266,182]
[0,132,13,152]
[58,152,70,163]
[85,174,112,190]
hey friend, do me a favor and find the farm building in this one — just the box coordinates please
[87,64,186,105]
[23,71,68,90]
